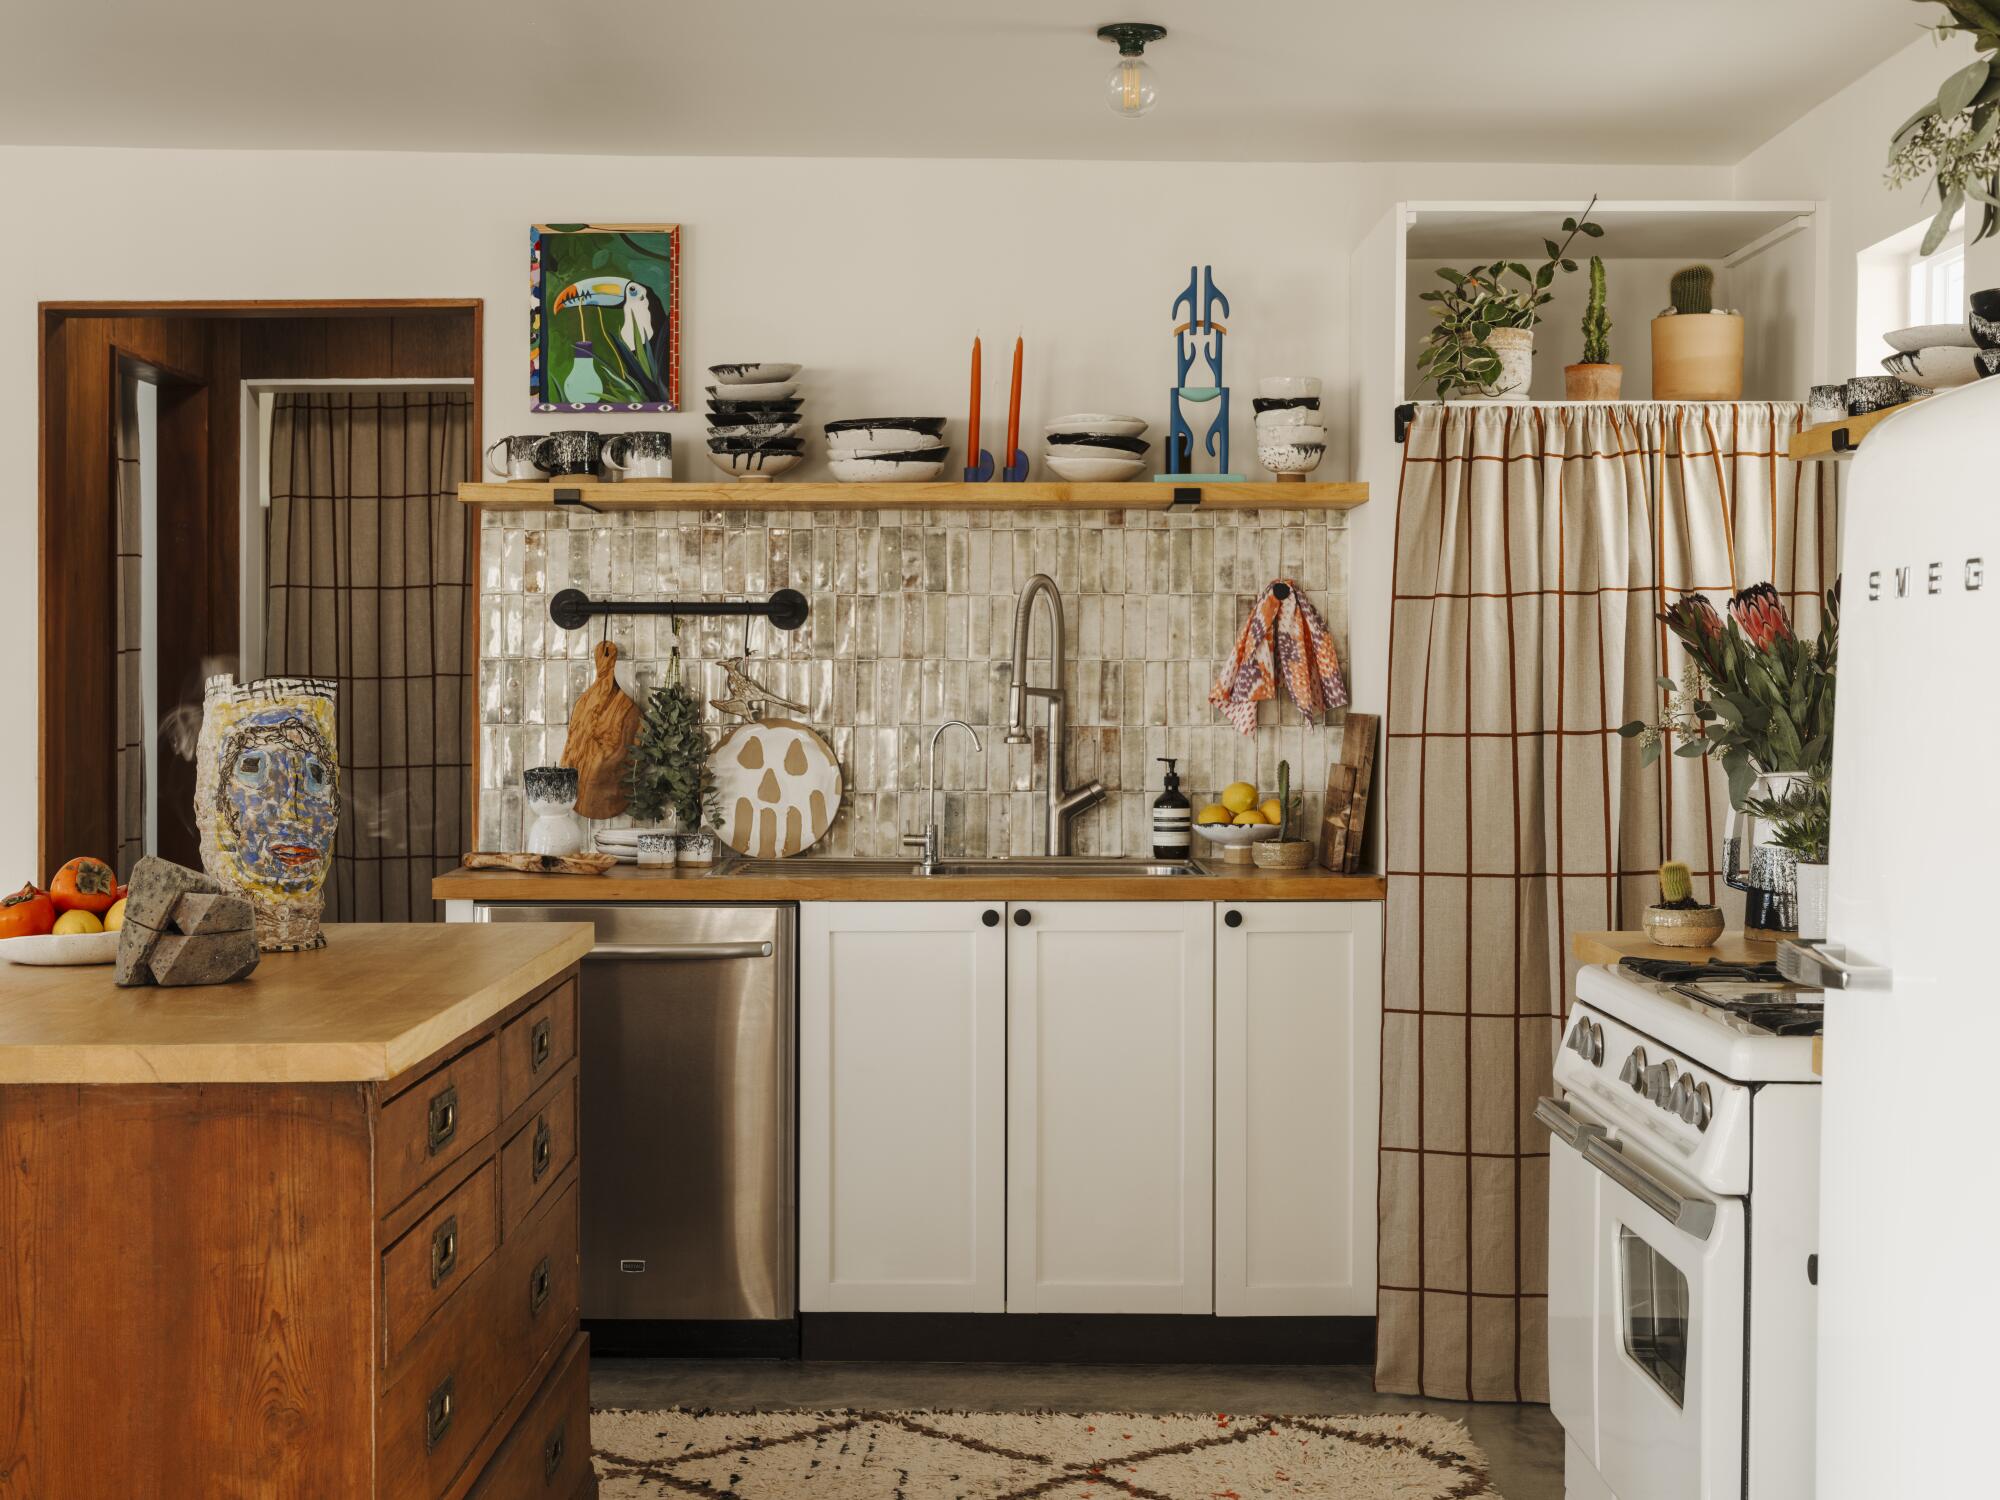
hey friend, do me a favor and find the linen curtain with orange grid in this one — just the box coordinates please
[265,391,473,922]
[1376,402,1835,1401]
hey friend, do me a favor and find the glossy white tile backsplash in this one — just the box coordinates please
[477,505,1350,858]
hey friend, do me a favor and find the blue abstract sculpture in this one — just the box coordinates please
[1160,265,1243,482]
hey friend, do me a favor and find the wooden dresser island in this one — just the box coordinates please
[0,921,597,1500]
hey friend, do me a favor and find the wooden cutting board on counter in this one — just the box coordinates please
[461,852,617,876]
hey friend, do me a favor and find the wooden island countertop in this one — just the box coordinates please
[0,920,593,1085]
[432,861,1387,905]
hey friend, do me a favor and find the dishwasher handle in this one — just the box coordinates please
[587,941,774,960]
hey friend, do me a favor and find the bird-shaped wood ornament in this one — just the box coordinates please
[711,657,807,722]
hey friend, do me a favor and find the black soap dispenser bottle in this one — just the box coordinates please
[1153,757,1192,859]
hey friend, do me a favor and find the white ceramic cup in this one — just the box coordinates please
[485,435,550,481]
[604,433,674,480]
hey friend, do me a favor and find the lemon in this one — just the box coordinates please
[1196,804,1234,826]
[1259,798,1284,825]
[53,909,103,935]
[1221,781,1259,814]
[104,898,127,933]
[1231,808,1268,826]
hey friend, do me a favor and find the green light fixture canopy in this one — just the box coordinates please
[1097,22,1167,117]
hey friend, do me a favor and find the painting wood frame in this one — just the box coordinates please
[531,223,681,413]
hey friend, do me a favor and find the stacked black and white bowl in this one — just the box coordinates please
[707,362,805,479]
[1041,414,1150,481]
[825,418,950,481]
[1252,377,1327,476]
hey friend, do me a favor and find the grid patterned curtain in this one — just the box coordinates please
[265,391,473,922]
[1376,402,1836,1401]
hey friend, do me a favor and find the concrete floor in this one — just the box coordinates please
[591,1359,1564,1499]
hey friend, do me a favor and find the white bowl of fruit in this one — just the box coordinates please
[0,856,129,965]
[1193,781,1288,863]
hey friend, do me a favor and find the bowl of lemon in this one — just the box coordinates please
[1193,781,1288,864]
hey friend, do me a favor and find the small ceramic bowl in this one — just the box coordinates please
[1046,441,1152,464]
[707,434,805,453]
[1881,346,1994,391]
[636,831,678,868]
[1,929,121,966]
[828,438,947,460]
[1251,396,1321,414]
[1806,384,1847,425]
[1970,288,2000,349]
[1044,453,1147,483]
[824,417,949,441]
[1043,432,1150,454]
[709,362,802,385]
[1257,376,1321,400]
[706,418,803,442]
[708,447,804,478]
[708,397,804,416]
[704,381,797,403]
[1193,822,1281,851]
[1255,409,1327,435]
[1043,413,1149,438]
[1884,323,1977,354]
[1259,441,1327,474]
[1844,375,1919,414]
[829,452,948,482]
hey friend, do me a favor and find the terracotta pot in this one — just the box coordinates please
[1564,362,1624,401]
[1652,312,1744,401]
[1641,904,1726,948]
[1473,327,1534,401]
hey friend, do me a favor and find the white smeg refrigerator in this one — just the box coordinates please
[1790,376,2000,1497]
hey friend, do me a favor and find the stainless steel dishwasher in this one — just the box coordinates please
[474,903,795,1325]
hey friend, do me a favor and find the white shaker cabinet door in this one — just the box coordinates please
[1214,900,1383,1316]
[799,901,1007,1312]
[1006,901,1214,1314]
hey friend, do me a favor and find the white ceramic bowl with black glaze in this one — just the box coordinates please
[1044,453,1147,483]
[1258,440,1327,475]
[1257,376,1321,400]
[1042,413,1149,438]
[1844,375,1920,414]
[709,362,802,385]
[704,381,797,403]
[1881,346,1995,391]
[1884,323,1977,354]
[1044,431,1149,455]
[1255,407,1325,434]
[829,451,949,483]
[706,418,803,442]
[1970,289,2000,350]
[708,447,804,478]
[827,437,947,460]
[824,418,949,448]
[1251,396,1321,415]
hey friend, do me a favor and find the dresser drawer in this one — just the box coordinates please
[501,1065,577,1239]
[467,1333,592,1500]
[502,978,577,1118]
[379,1038,501,1214]
[382,1159,499,1368]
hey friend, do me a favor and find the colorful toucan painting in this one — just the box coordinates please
[531,223,681,412]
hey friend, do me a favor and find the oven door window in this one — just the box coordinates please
[1618,1226,1690,1406]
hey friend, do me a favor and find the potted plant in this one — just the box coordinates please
[627,660,720,863]
[1564,256,1623,400]
[1651,264,1744,400]
[1417,197,1603,400]
[1641,860,1725,947]
[1252,759,1314,869]
[1888,2,2000,255]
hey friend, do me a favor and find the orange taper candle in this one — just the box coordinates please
[968,335,982,463]
[1005,335,1023,466]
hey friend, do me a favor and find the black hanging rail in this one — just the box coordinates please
[548,587,811,633]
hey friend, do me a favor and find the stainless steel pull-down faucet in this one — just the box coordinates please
[1004,574,1106,855]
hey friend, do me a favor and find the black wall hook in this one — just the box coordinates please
[548,587,811,633]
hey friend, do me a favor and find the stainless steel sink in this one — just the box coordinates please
[723,855,1208,878]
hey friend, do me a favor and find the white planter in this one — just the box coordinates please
[1794,862,1830,941]
[1474,327,1534,401]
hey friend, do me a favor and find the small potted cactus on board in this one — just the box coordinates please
[1564,256,1623,401]
[1640,859,1726,948]
[1253,759,1314,869]
[1651,263,1744,401]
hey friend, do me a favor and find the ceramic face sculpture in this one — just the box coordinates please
[196,675,339,952]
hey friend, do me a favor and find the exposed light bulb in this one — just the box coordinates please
[1106,54,1157,117]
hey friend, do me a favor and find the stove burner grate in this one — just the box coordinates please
[1620,957,1786,985]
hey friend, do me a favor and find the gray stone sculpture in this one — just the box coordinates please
[114,856,261,988]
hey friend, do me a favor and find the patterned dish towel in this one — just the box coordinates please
[1209,579,1349,733]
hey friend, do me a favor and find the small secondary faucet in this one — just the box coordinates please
[904,720,983,875]
[1004,574,1106,855]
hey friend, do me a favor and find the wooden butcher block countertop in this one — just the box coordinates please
[432,861,1388,904]
[0,921,593,1085]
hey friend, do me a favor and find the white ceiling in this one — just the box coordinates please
[0,0,1918,165]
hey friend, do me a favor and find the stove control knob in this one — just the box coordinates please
[1619,1046,1648,1091]
[1644,1060,1678,1106]
[1589,1023,1605,1066]
[1691,1081,1713,1132]
[1566,1018,1591,1055]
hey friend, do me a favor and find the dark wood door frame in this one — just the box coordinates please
[37,298,484,878]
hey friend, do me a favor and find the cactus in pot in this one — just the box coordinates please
[1564,254,1623,400]
[1252,758,1313,869]
[1669,264,1715,316]
[1652,263,1743,400]
[1640,858,1725,947]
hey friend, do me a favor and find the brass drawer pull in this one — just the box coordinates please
[429,1215,459,1288]
[543,1424,566,1484]
[530,1016,553,1073]
[529,1255,552,1315]
[424,1374,455,1452]
[426,1084,459,1156]
[531,1115,553,1181]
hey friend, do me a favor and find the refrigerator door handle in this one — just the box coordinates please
[1777,938,1891,991]
[586,941,775,960]
[1582,1134,1717,1241]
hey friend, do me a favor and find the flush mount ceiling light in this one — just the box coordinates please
[1097,22,1167,118]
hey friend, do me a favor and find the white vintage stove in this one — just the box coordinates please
[1542,957,1821,1500]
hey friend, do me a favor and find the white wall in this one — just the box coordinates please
[0,146,1729,876]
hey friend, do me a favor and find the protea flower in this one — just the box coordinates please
[1729,583,1793,650]
[1661,593,1724,642]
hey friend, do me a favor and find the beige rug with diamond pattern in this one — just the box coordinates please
[592,1407,1500,1497]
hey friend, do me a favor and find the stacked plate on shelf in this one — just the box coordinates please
[825,417,950,481]
[1878,320,1998,392]
[1042,413,1150,482]
[707,363,805,478]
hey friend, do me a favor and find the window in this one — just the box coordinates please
[1909,222,1966,327]
[1856,208,1968,375]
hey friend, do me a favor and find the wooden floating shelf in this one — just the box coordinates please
[458,479,1368,512]
[1787,402,1917,461]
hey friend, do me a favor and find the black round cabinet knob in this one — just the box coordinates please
[1013,909,1032,927]
[982,909,1000,927]
[1224,909,1244,928]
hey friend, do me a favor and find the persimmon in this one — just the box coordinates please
[0,883,56,938]
[49,857,120,915]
